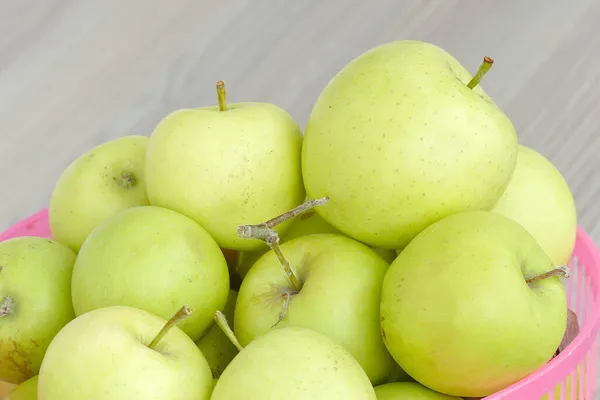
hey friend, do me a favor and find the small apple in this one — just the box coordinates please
[0,237,76,383]
[71,206,230,341]
[145,81,305,252]
[234,233,395,385]
[492,144,577,266]
[380,211,568,398]
[4,375,37,399]
[49,135,149,253]
[374,382,461,399]
[302,40,518,249]
[37,305,213,399]
[210,326,376,399]
[196,289,239,381]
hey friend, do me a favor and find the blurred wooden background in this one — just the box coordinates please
[1,0,599,397]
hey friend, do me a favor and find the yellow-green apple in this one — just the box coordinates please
[492,144,577,266]
[302,40,518,249]
[71,206,229,341]
[145,81,305,252]
[234,233,395,384]
[210,326,376,399]
[380,211,568,397]
[37,306,213,399]
[0,237,76,383]
[49,135,149,253]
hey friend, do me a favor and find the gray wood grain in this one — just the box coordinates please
[1,1,599,398]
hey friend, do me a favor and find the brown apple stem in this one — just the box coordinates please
[526,265,571,285]
[148,305,192,350]
[467,56,494,89]
[272,291,292,328]
[215,311,243,352]
[216,80,227,111]
[0,296,14,318]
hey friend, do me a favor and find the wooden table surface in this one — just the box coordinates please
[1,1,599,398]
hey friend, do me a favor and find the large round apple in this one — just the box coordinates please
[145,81,305,252]
[380,210,567,398]
[37,306,213,399]
[211,326,376,399]
[302,40,518,249]
[49,135,149,253]
[0,237,76,384]
[492,144,577,266]
[234,233,395,384]
[71,206,230,341]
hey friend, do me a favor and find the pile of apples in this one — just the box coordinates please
[0,40,580,400]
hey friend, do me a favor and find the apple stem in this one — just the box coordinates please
[467,56,494,89]
[214,311,243,352]
[272,291,293,328]
[236,197,328,292]
[0,296,14,317]
[526,265,571,285]
[216,80,227,111]
[148,305,192,350]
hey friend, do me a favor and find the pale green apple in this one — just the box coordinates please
[374,382,461,399]
[0,237,76,383]
[145,82,305,252]
[49,135,149,253]
[380,211,567,398]
[211,326,376,399]
[302,40,518,249]
[234,233,395,384]
[71,206,230,341]
[492,144,577,266]
[37,306,213,399]
[4,375,37,399]
[196,289,239,381]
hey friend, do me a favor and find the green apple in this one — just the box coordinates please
[380,211,567,398]
[374,382,461,399]
[196,289,239,381]
[492,144,577,266]
[0,237,76,383]
[145,81,305,252]
[38,306,213,399]
[234,233,395,384]
[71,205,230,341]
[49,135,149,253]
[302,40,518,249]
[211,326,376,399]
[4,375,37,399]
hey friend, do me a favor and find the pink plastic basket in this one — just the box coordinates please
[1,210,599,399]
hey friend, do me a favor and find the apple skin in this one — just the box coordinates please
[492,144,577,266]
[0,380,16,397]
[196,289,239,381]
[210,326,376,399]
[234,233,395,385]
[37,306,213,400]
[0,237,76,384]
[71,206,230,341]
[145,102,305,252]
[374,382,461,399]
[49,135,149,253]
[302,40,518,250]
[4,375,37,399]
[380,211,567,398]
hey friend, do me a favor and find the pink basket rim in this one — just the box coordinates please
[486,225,600,399]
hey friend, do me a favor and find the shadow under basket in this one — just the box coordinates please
[2,209,599,400]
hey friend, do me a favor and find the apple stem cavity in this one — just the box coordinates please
[467,56,494,89]
[117,172,136,189]
[236,197,329,292]
[215,310,243,352]
[526,265,571,285]
[148,305,192,350]
[0,296,14,317]
[216,80,227,112]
